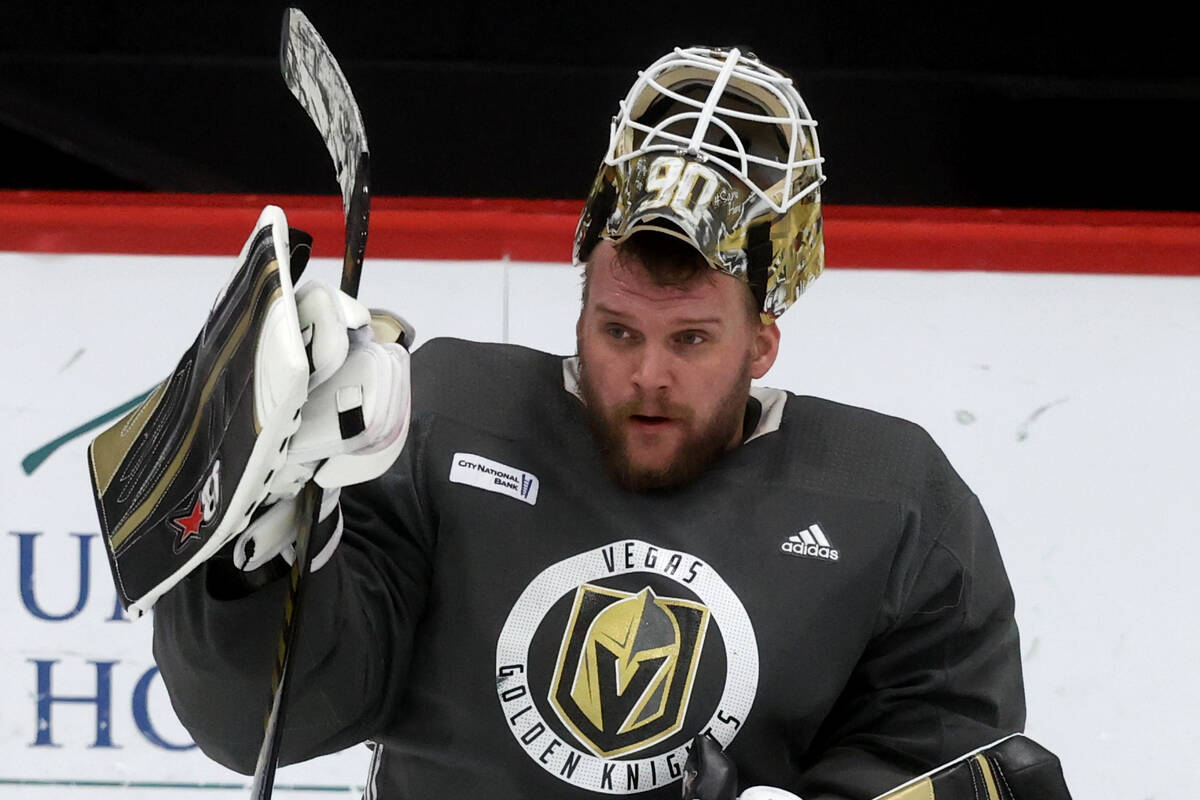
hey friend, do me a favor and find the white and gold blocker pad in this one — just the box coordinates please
[873,734,1073,800]
[87,206,311,617]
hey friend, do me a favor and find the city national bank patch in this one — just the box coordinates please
[449,452,539,505]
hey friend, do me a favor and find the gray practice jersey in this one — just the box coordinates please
[153,338,1025,799]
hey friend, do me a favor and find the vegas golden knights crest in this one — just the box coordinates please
[496,540,758,794]
[549,584,710,758]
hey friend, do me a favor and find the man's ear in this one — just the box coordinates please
[750,321,781,379]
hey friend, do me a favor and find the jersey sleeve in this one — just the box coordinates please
[794,493,1026,800]
[150,415,437,775]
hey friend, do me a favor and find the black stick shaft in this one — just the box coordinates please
[249,480,320,798]
[250,9,371,798]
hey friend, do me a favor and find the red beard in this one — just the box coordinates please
[577,356,751,492]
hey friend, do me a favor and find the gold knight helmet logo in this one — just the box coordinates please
[549,584,710,758]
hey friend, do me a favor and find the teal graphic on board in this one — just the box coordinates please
[20,388,153,475]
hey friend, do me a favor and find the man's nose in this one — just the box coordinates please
[631,343,673,391]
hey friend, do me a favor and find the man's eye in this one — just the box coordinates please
[676,332,706,345]
[606,326,631,340]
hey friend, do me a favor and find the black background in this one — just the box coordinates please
[1,1,1195,209]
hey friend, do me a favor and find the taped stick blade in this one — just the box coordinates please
[279,8,369,222]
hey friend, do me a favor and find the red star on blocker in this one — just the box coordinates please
[172,500,205,545]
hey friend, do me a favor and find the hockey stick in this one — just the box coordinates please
[248,10,370,799]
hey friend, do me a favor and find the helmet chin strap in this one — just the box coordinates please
[686,47,742,158]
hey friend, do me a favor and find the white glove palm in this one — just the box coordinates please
[232,281,412,571]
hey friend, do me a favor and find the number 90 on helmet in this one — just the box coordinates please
[572,46,826,322]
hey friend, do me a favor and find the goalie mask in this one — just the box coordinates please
[573,46,826,322]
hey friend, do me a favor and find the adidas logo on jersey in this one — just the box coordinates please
[781,524,838,562]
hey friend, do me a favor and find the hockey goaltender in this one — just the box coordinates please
[87,45,1073,800]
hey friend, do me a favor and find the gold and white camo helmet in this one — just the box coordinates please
[573,46,826,322]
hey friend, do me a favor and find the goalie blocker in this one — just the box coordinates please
[87,205,411,617]
[870,734,1073,800]
[682,732,1073,800]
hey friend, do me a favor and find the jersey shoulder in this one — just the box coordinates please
[408,337,567,436]
[775,392,971,510]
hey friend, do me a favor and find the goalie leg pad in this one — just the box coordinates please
[87,206,311,617]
